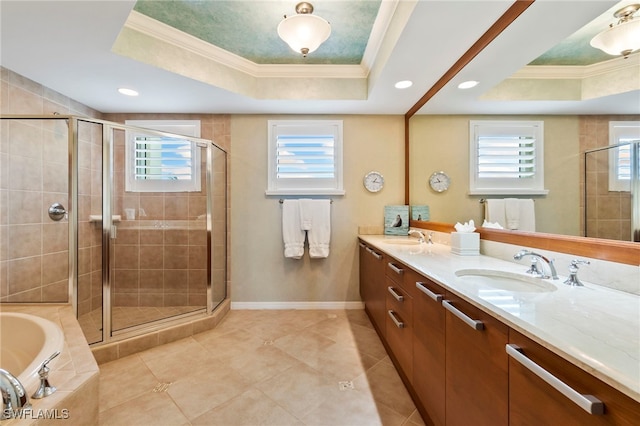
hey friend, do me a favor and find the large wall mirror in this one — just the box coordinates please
[404,0,639,264]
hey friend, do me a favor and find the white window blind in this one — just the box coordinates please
[267,120,344,195]
[608,121,640,192]
[125,120,201,193]
[469,121,547,195]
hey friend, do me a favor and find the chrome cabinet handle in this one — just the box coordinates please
[387,286,404,302]
[506,344,604,415]
[359,242,366,248]
[388,263,404,275]
[416,282,443,302]
[442,300,484,330]
[387,310,404,328]
[369,250,382,260]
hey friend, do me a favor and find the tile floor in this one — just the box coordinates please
[98,309,425,426]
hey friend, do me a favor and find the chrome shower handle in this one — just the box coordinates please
[48,203,67,221]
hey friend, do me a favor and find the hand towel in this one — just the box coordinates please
[282,200,305,259]
[484,199,506,229]
[299,199,313,231]
[505,198,520,230]
[517,199,536,232]
[300,200,331,258]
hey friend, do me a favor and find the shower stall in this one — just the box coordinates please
[0,115,227,345]
[584,140,639,242]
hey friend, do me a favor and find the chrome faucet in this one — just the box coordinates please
[408,230,425,243]
[0,368,31,420]
[513,249,558,280]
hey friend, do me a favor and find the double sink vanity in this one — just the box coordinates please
[358,234,639,425]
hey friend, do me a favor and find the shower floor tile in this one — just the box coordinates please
[97,309,425,426]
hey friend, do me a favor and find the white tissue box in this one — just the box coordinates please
[451,232,479,256]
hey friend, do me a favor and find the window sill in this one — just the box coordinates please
[468,189,549,196]
[265,189,346,196]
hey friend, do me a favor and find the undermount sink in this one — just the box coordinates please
[455,268,557,293]
[383,239,421,246]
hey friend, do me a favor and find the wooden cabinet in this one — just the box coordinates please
[358,240,640,426]
[412,271,446,426]
[359,241,386,337]
[508,330,640,426]
[444,291,509,426]
[385,260,413,381]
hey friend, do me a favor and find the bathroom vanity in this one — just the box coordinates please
[358,235,640,426]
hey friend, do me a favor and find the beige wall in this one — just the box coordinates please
[409,115,581,236]
[230,115,404,303]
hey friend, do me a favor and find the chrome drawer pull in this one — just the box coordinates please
[359,242,366,248]
[416,282,443,302]
[387,263,404,275]
[506,344,604,415]
[387,310,404,328]
[387,286,404,302]
[442,300,484,330]
[371,251,382,260]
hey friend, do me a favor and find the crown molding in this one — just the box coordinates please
[125,10,366,80]
[511,53,640,79]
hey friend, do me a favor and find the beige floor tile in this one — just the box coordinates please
[353,359,417,418]
[142,341,214,383]
[274,329,337,366]
[225,343,300,383]
[255,361,336,420]
[191,388,303,426]
[99,391,189,426]
[167,363,252,420]
[99,355,159,412]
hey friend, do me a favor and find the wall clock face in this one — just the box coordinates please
[429,171,450,192]
[363,171,384,193]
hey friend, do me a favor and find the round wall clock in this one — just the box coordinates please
[363,171,384,193]
[429,171,451,192]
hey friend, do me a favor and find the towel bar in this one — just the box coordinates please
[279,199,333,204]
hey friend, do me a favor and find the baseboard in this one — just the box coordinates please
[230,301,365,310]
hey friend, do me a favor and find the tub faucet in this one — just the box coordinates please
[513,249,558,280]
[408,230,425,243]
[0,368,31,420]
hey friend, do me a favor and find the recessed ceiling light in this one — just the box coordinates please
[395,80,413,89]
[118,88,139,97]
[458,80,479,89]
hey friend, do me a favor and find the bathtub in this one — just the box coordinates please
[0,312,64,393]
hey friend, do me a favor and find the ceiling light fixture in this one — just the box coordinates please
[118,88,139,97]
[458,80,479,89]
[277,2,331,57]
[590,3,640,58]
[395,80,413,89]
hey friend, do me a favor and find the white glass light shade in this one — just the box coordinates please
[277,14,331,56]
[590,18,640,56]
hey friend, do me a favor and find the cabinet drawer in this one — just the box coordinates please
[508,330,640,426]
[385,260,405,285]
[386,282,413,381]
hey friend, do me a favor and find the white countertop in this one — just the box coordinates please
[359,235,640,403]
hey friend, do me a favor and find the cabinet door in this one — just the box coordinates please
[509,330,640,426]
[444,292,508,426]
[386,276,413,381]
[358,241,370,302]
[412,273,446,426]
[363,246,386,336]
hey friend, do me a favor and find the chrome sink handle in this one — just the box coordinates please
[564,259,590,287]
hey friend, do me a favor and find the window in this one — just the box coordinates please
[266,120,344,195]
[125,120,201,192]
[608,121,640,192]
[469,120,547,195]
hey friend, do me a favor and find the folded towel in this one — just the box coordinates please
[282,200,305,259]
[505,198,520,230]
[300,200,331,258]
[517,199,536,232]
[484,199,506,228]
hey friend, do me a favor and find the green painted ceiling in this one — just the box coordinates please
[133,0,381,65]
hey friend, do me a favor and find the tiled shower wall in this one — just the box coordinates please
[1,67,102,303]
[579,115,639,240]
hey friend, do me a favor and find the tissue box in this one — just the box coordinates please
[451,232,479,256]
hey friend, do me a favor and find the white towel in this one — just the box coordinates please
[300,199,331,258]
[505,198,520,230]
[516,199,536,232]
[282,200,305,259]
[484,199,506,228]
